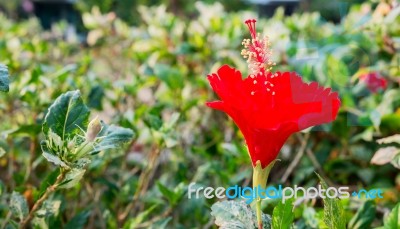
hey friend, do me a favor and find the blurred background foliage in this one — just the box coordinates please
[0,0,382,24]
[0,0,399,228]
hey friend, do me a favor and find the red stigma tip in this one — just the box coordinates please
[244,19,257,39]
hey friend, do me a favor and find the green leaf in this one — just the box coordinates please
[211,200,271,229]
[154,64,184,89]
[65,210,91,229]
[157,182,183,205]
[93,123,134,153]
[41,141,70,168]
[143,114,163,130]
[348,201,376,229]
[39,169,60,196]
[157,182,175,203]
[370,147,400,166]
[43,90,90,141]
[123,205,157,229]
[370,110,382,129]
[391,154,400,169]
[325,55,349,87]
[0,181,4,196]
[58,168,86,189]
[149,217,171,229]
[35,199,62,218]
[5,124,42,137]
[31,216,48,229]
[384,203,400,229]
[377,135,400,144]
[73,158,91,169]
[380,114,400,136]
[302,207,319,228]
[272,198,294,229]
[10,191,29,221]
[87,85,104,110]
[0,64,9,92]
[0,147,6,158]
[317,173,346,229]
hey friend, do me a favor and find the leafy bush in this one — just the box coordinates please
[0,1,399,228]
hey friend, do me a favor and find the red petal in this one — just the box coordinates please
[267,72,341,130]
[206,101,225,111]
[207,65,244,104]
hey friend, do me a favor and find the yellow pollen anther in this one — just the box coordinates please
[241,21,275,77]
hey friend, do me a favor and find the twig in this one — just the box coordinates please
[7,138,15,191]
[281,133,310,183]
[85,182,106,229]
[19,169,67,229]
[135,207,173,228]
[202,216,215,229]
[118,146,161,223]
[24,136,37,182]
[306,148,335,186]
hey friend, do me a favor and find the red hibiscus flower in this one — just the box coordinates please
[359,72,387,93]
[206,19,341,169]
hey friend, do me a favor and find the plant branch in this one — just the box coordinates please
[135,207,173,228]
[281,133,309,183]
[305,148,335,186]
[25,136,37,182]
[19,169,67,229]
[118,146,161,223]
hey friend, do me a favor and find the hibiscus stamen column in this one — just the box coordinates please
[242,19,279,229]
[206,19,340,229]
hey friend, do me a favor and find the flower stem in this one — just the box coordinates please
[256,198,262,229]
[252,160,277,229]
[19,169,67,229]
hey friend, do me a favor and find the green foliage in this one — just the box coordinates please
[348,201,376,229]
[272,198,295,229]
[33,199,62,227]
[0,64,9,92]
[0,147,6,158]
[383,203,400,229]
[0,1,399,228]
[318,174,346,229]
[58,168,87,189]
[40,90,134,189]
[372,135,400,169]
[41,90,134,167]
[9,192,29,222]
[65,210,91,229]
[211,200,271,229]
[95,124,136,152]
[75,0,249,25]
[157,182,185,206]
[123,205,158,229]
[43,90,90,141]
